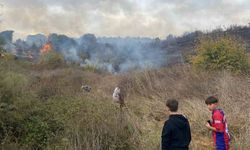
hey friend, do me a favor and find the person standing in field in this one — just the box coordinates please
[161,99,191,150]
[205,96,230,150]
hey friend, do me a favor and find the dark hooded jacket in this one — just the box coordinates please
[161,114,191,150]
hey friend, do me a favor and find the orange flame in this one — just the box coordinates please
[40,42,53,54]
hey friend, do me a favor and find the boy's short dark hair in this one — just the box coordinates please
[205,96,218,105]
[166,99,178,112]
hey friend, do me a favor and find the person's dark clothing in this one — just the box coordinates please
[161,114,191,150]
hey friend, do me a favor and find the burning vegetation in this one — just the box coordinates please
[40,42,53,54]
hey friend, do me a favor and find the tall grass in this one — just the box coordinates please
[1,58,250,149]
[113,65,250,149]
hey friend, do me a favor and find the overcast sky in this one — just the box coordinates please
[0,0,250,39]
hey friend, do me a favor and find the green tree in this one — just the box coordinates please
[191,36,250,72]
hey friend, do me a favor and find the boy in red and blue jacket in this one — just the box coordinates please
[205,96,230,150]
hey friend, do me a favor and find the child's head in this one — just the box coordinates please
[205,96,219,111]
[166,99,178,112]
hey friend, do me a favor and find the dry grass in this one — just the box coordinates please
[94,65,250,150]
[2,60,250,149]
[31,64,250,149]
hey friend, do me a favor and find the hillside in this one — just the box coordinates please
[0,57,250,149]
[1,25,250,73]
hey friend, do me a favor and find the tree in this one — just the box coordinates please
[191,36,250,73]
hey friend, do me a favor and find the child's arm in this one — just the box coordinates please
[206,122,216,131]
[161,121,171,149]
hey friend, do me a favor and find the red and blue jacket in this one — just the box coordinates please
[211,109,230,150]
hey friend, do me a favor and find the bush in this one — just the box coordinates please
[191,36,250,73]
[0,71,29,144]
[21,114,64,149]
[39,51,65,69]
[0,71,28,103]
[82,64,102,73]
[0,71,64,149]
[50,96,141,150]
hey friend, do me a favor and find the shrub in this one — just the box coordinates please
[82,64,102,73]
[51,96,142,150]
[39,51,65,69]
[21,114,64,149]
[0,71,28,103]
[0,71,64,149]
[191,36,250,73]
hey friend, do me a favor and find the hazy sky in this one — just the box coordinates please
[0,0,250,39]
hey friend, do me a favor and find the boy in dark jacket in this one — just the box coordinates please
[161,99,191,150]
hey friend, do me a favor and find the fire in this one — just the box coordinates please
[40,42,53,54]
